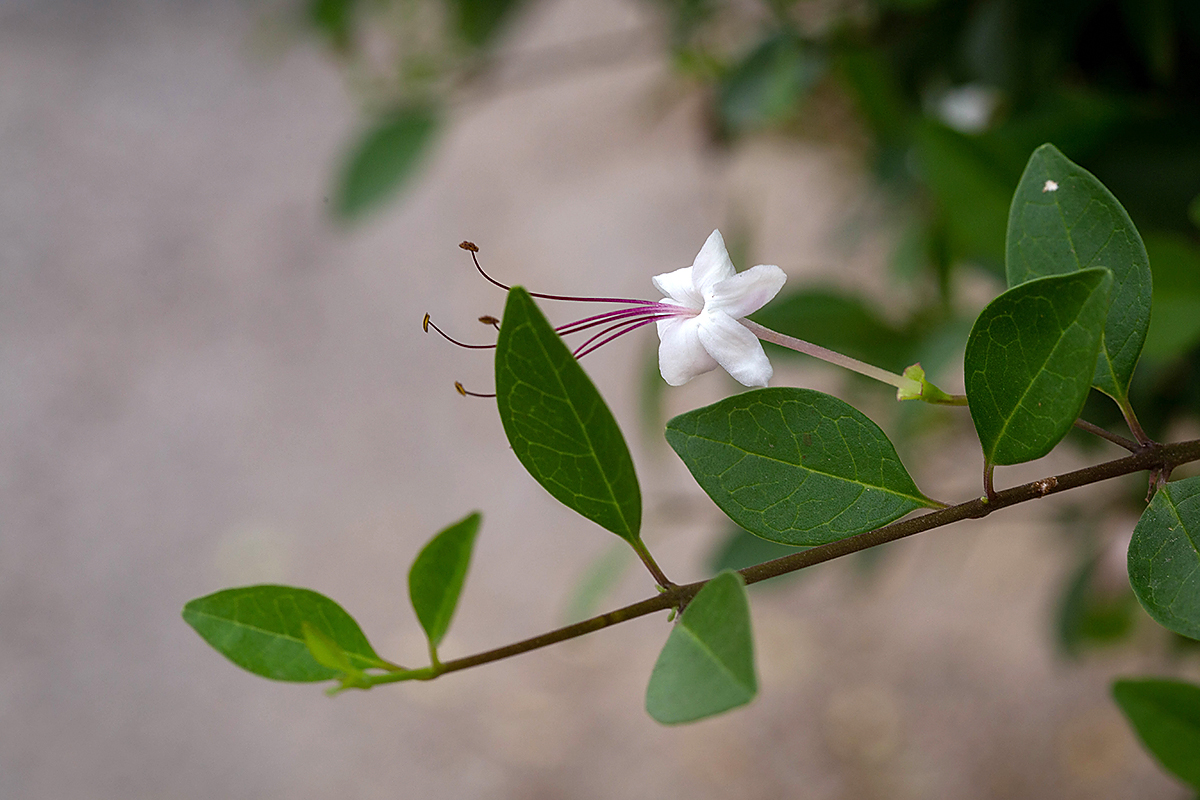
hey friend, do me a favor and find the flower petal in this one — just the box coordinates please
[652,266,702,309]
[657,315,717,386]
[691,230,736,298]
[696,310,773,387]
[707,264,787,319]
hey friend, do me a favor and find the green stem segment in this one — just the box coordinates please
[351,437,1200,691]
[741,320,963,404]
[631,539,673,588]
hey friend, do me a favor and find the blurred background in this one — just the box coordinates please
[4,0,1200,797]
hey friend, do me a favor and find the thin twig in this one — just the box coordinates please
[360,437,1200,688]
[1073,418,1139,452]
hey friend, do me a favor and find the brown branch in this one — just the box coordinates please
[363,437,1200,688]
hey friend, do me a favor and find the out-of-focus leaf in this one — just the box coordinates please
[307,0,356,50]
[183,585,386,682]
[495,288,642,544]
[333,105,439,222]
[914,120,1019,270]
[1055,549,1138,657]
[408,512,481,650]
[749,288,916,373]
[719,33,824,132]
[301,621,357,674]
[833,47,909,144]
[1113,678,1200,790]
[645,571,756,724]
[1006,144,1153,403]
[563,542,632,624]
[447,0,522,48]
[965,269,1112,465]
[666,388,937,546]
[1128,476,1200,640]
[1143,233,1200,361]
[709,526,807,575]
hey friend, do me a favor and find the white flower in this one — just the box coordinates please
[652,230,787,387]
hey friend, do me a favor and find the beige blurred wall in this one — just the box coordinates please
[1,1,1188,798]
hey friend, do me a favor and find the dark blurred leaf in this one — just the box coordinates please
[1056,549,1138,657]
[833,47,909,145]
[1143,233,1200,361]
[563,542,631,624]
[709,526,807,575]
[1113,678,1200,790]
[913,120,1018,270]
[719,33,824,132]
[334,105,439,222]
[447,0,523,48]
[749,288,916,373]
[307,0,356,50]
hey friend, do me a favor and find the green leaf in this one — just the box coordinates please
[709,526,807,575]
[914,121,1019,269]
[495,288,642,543]
[447,0,522,47]
[182,585,385,682]
[665,388,936,546]
[307,0,356,50]
[645,571,757,724]
[1055,549,1137,657]
[562,542,632,624]
[719,33,824,132]
[1143,233,1200,361]
[333,105,439,222]
[408,511,481,649]
[1128,476,1200,640]
[1113,678,1200,790]
[301,621,356,673]
[965,269,1112,466]
[1006,143,1153,402]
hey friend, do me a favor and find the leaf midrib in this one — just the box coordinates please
[671,427,927,506]
[517,313,636,537]
[183,607,377,667]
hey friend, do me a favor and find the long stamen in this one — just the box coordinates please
[455,381,496,398]
[574,315,664,359]
[555,303,680,337]
[461,241,659,306]
[424,313,497,350]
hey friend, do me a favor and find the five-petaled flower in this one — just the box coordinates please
[652,230,786,387]
[429,229,961,403]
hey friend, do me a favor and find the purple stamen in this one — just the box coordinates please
[466,246,660,307]
[555,302,684,337]
[573,315,669,358]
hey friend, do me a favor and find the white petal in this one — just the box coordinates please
[706,264,787,319]
[652,266,702,309]
[696,310,773,387]
[691,230,736,297]
[656,315,717,386]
